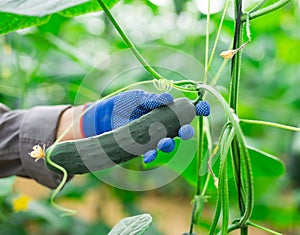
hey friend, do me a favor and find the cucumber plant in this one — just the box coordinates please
[31,0,296,233]
[93,0,294,234]
[0,0,297,234]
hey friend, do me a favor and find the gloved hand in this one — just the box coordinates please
[80,90,174,137]
[80,89,210,164]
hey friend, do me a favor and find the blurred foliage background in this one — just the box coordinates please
[1,0,300,234]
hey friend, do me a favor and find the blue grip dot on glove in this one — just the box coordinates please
[157,137,175,153]
[178,124,194,140]
[195,100,210,116]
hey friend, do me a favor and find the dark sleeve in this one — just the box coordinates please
[0,103,71,189]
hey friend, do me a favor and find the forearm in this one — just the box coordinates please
[56,105,84,141]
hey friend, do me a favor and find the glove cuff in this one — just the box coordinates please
[80,98,115,137]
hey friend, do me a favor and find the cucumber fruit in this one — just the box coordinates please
[45,98,196,174]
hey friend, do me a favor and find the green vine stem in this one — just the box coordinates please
[230,0,249,234]
[196,116,205,197]
[203,0,210,82]
[227,223,243,233]
[189,107,205,234]
[242,0,291,21]
[240,119,300,132]
[45,151,76,216]
[230,0,243,112]
[248,0,268,14]
[97,0,165,81]
[247,221,283,235]
[204,0,230,84]
[188,198,197,234]
[226,220,283,235]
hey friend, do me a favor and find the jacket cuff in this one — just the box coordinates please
[20,105,72,189]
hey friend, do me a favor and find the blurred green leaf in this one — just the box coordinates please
[277,36,300,63]
[0,13,50,35]
[0,224,27,235]
[27,201,66,227]
[252,202,300,227]
[0,0,116,16]
[0,0,119,35]
[0,177,15,197]
[248,146,285,177]
[0,84,20,97]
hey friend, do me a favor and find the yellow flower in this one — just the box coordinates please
[220,42,249,60]
[13,195,31,212]
[220,50,237,60]
[28,144,46,161]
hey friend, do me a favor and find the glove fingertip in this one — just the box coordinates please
[157,137,175,153]
[178,124,194,140]
[159,93,174,105]
[195,100,210,116]
[144,150,157,163]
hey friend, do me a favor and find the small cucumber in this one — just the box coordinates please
[45,98,196,174]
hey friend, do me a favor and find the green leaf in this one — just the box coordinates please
[248,146,285,177]
[0,12,50,35]
[0,176,15,197]
[226,146,285,179]
[108,214,152,235]
[0,0,119,35]
[0,0,118,16]
[145,141,284,186]
[59,0,119,17]
[0,0,89,16]
[28,201,66,227]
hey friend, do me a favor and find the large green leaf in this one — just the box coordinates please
[226,146,285,181]
[1,0,92,16]
[248,146,285,177]
[145,141,285,188]
[0,12,50,35]
[0,0,119,35]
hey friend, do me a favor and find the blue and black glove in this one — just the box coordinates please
[81,90,174,136]
[80,89,210,163]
